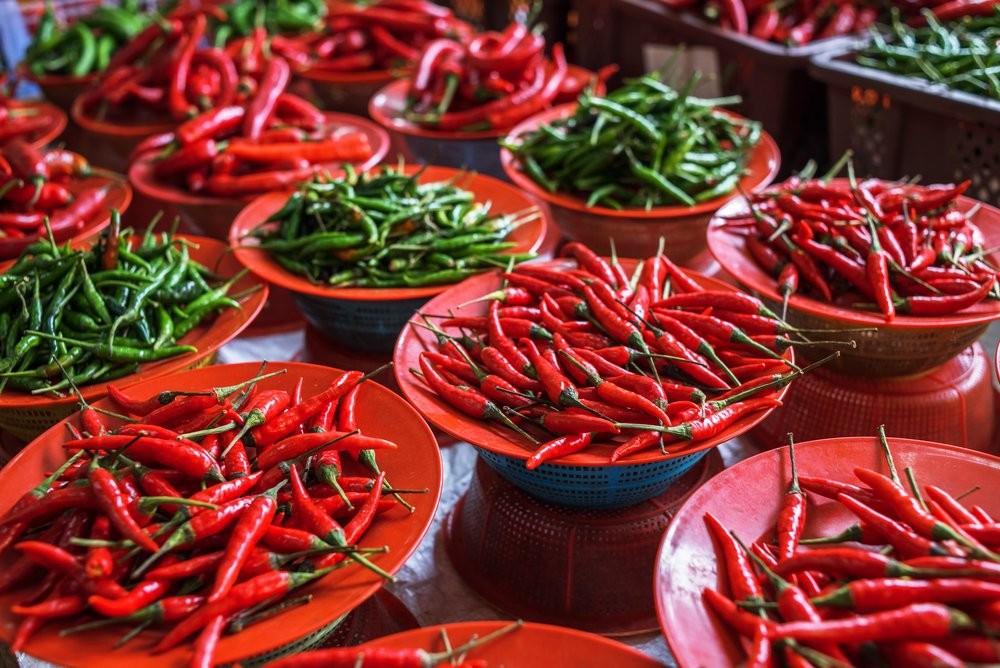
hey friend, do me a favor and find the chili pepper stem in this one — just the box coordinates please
[876,424,900,484]
[114,619,152,648]
[905,467,929,512]
[425,620,524,664]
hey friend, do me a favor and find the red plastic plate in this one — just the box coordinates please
[0,361,443,667]
[229,164,549,301]
[0,234,267,410]
[655,436,1000,667]
[707,185,1000,328]
[360,620,661,666]
[393,258,791,466]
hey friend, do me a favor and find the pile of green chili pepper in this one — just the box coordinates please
[503,73,762,210]
[247,166,538,288]
[209,0,327,43]
[0,213,246,397]
[855,10,1000,101]
[23,0,150,78]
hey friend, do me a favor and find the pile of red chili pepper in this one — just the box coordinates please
[132,56,376,198]
[401,15,611,133]
[0,138,105,250]
[703,430,1000,666]
[722,160,1000,320]
[411,242,844,468]
[656,0,981,45]
[0,87,62,146]
[0,366,420,667]
[301,0,471,74]
[75,3,253,123]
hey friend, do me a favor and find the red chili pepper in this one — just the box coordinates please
[203,166,320,197]
[153,567,333,653]
[167,14,206,119]
[137,497,255,575]
[0,486,98,528]
[525,433,594,470]
[251,371,362,448]
[776,442,806,562]
[244,57,291,140]
[65,435,222,483]
[897,277,995,316]
[191,614,226,668]
[207,484,280,603]
[256,431,394,472]
[853,467,987,553]
[154,138,222,179]
[813,577,1000,612]
[88,467,158,553]
[925,485,981,526]
[770,602,972,642]
[11,594,85,619]
[701,588,768,639]
[704,512,764,603]
[88,577,172,617]
[837,493,941,559]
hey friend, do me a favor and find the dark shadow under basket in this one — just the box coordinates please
[294,292,430,354]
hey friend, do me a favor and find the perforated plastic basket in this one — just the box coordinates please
[811,49,1000,206]
[443,453,720,634]
[294,292,430,354]
[752,343,998,453]
[475,447,709,510]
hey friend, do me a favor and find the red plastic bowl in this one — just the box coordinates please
[128,112,390,240]
[17,63,99,111]
[360,620,660,666]
[655,436,1000,668]
[0,165,131,260]
[0,235,268,442]
[368,66,602,182]
[707,187,1000,376]
[296,67,398,118]
[0,361,442,667]
[4,99,66,149]
[394,258,791,468]
[229,165,549,353]
[499,103,780,262]
[70,94,174,172]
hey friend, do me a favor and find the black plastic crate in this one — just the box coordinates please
[811,49,1000,206]
[573,0,861,175]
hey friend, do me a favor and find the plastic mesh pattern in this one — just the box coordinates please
[443,454,719,634]
[293,293,429,354]
[475,447,709,510]
[765,293,990,377]
[752,343,998,453]
[242,616,347,666]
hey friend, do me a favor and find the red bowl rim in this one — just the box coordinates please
[71,92,175,136]
[17,62,100,87]
[393,258,793,467]
[0,166,132,259]
[228,164,550,301]
[8,99,67,148]
[368,66,601,141]
[499,102,781,219]
[359,620,660,665]
[0,234,268,409]
[707,186,1000,329]
[128,111,391,207]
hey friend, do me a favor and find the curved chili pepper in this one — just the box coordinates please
[88,467,158,553]
[207,485,280,603]
[776,441,806,562]
[244,56,290,139]
[837,493,943,560]
[250,371,362,447]
[704,512,764,604]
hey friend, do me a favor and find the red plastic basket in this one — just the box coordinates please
[752,342,997,454]
[444,451,722,635]
[230,165,550,353]
[500,103,780,261]
[708,188,1000,377]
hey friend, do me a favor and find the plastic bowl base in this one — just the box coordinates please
[751,343,997,453]
[443,451,722,636]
